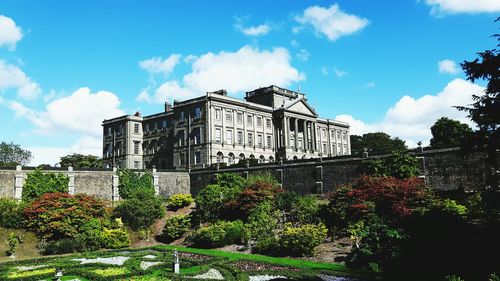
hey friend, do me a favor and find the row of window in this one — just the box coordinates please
[214,108,272,129]
[178,107,202,122]
[144,120,168,133]
[318,128,348,142]
[214,128,272,148]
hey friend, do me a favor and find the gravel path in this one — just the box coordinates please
[191,268,225,280]
[72,256,130,265]
[249,275,287,281]
[140,261,162,270]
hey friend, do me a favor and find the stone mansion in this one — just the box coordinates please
[102,85,350,169]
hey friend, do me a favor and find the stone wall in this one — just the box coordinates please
[190,148,496,195]
[0,167,190,201]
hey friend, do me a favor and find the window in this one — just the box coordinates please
[178,130,185,146]
[134,141,140,154]
[215,108,221,120]
[337,131,341,140]
[179,111,185,122]
[237,131,243,145]
[298,139,303,150]
[266,135,272,148]
[107,127,112,136]
[134,161,140,169]
[228,153,235,165]
[226,110,232,122]
[194,107,201,119]
[237,112,243,124]
[216,152,223,163]
[179,153,185,166]
[247,114,253,126]
[290,139,295,148]
[343,132,347,141]
[257,116,262,127]
[134,123,140,134]
[322,129,326,139]
[266,119,271,129]
[153,122,158,131]
[248,132,253,147]
[226,129,233,145]
[257,134,263,148]
[145,124,150,133]
[194,151,201,164]
[323,143,327,153]
[338,144,341,155]
[215,128,221,143]
[193,127,201,144]
[162,120,167,129]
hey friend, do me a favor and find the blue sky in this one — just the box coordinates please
[0,0,498,165]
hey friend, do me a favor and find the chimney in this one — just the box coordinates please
[164,101,172,112]
[134,111,141,117]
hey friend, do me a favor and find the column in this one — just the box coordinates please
[303,120,308,152]
[283,116,289,148]
[112,167,120,201]
[294,118,298,151]
[312,123,317,152]
[14,165,23,200]
[68,166,75,195]
[152,167,159,196]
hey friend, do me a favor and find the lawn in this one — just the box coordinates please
[0,245,376,281]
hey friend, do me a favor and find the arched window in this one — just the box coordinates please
[228,153,235,165]
[293,156,298,160]
[249,154,255,160]
[269,156,274,162]
[217,152,224,163]
[238,153,245,163]
[259,155,265,163]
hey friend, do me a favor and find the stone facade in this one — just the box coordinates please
[102,85,351,170]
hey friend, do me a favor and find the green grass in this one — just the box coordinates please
[0,227,40,262]
[158,245,351,272]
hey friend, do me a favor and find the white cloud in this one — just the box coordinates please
[295,4,369,42]
[424,0,500,14]
[27,136,102,166]
[320,66,347,77]
[139,54,181,76]
[333,67,347,77]
[0,60,41,99]
[0,15,23,50]
[290,40,300,47]
[236,24,271,36]
[139,45,305,103]
[335,78,484,147]
[296,49,310,61]
[438,59,459,74]
[9,87,125,137]
[365,82,376,88]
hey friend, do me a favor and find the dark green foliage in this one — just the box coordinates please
[194,184,233,222]
[114,188,165,231]
[74,218,105,251]
[0,197,26,228]
[188,220,248,248]
[166,193,193,211]
[118,169,154,200]
[160,214,191,242]
[350,132,407,156]
[430,117,473,148]
[43,238,85,255]
[247,200,280,239]
[59,153,104,168]
[292,195,321,224]
[0,141,32,166]
[360,152,420,179]
[215,173,246,190]
[6,232,20,256]
[24,192,106,240]
[22,168,69,202]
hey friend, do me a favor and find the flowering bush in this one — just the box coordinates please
[24,192,106,239]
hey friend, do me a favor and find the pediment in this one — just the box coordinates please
[285,99,317,117]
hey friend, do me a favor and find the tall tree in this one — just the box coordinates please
[0,142,32,167]
[430,117,473,148]
[455,20,499,188]
[351,132,407,156]
[59,154,103,168]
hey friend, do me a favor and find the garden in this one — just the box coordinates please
[1,152,500,280]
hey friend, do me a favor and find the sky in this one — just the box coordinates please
[0,0,498,166]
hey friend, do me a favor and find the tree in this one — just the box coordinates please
[351,132,407,156]
[430,117,473,148]
[0,142,32,167]
[59,153,103,168]
[455,20,499,188]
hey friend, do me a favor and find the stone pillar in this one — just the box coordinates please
[303,120,308,152]
[14,165,23,200]
[293,118,299,151]
[67,166,75,195]
[312,123,317,152]
[276,169,283,185]
[315,165,323,194]
[152,168,159,196]
[112,167,120,201]
[283,116,289,148]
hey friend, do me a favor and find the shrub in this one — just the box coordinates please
[160,214,191,242]
[118,169,154,199]
[359,152,420,179]
[188,220,248,248]
[253,236,280,255]
[114,189,165,231]
[0,197,26,228]
[279,223,328,256]
[43,238,85,255]
[102,227,130,249]
[74,218,104,251]
[292,195,321,224]
[22,168,69,202]
[215,173,246,190]
[275,191,300,212]
[166,194,193,211]
[24,192,106,239]
[438,199,469,218]
[247,200,280,240]
[195,184,234,222]
[5,232,19,256]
